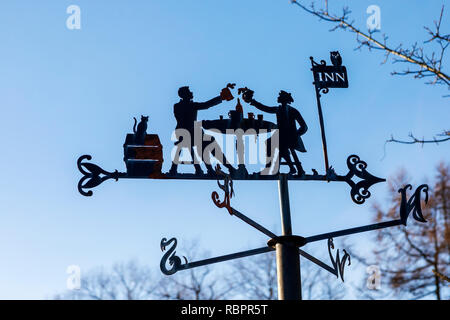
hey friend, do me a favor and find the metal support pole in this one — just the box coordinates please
[314,87,330,173]
[276,174,301,300]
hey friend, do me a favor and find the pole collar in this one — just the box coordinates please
[267,235,306,249]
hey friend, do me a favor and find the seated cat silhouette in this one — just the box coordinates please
[133,115,148,145]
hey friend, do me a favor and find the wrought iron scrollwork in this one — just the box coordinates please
[319,87,329,95]
[160,237,188,276]
[77,155,125,197]
[399,184,429,225]
[328,238,351,282]
[343,155,386,205]
[310,57,330,95]
[310,57,327,67]
[211,165,235,215]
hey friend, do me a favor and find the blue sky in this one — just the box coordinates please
[0,0,448,299]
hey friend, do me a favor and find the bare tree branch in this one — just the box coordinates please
[347,164,450,300]
[291,1,450,90]
[386,131,450,146]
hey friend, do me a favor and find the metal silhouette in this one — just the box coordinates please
[77,155,126,197]
[241,88,308,176]
[76,52,431,300]
[201,100,278,178]
[327,238,351,282]
[160,238,188,276]
[159,172,427,288]
[124,132,164,178]
[399,184,429,225]
[302,184,429,244]
[132,115,149,145]
[211,165,234,215]
[168,85,236,176]
[77,153,385,204]
[330,51,343,67]
[311,51,349,172]
[342,154,386,204]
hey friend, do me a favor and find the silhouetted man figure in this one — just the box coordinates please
[169,86,235,176]
[243,89,307,175]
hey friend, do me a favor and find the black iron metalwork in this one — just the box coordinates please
[168,84,236,176]
[77,155,126,197]
[77,153,385,208]
[160,237,273,275]
[328,238,351,282]
[133,115,149,145]
[311,53,349,90]
[180,247,274,271]
[78,52,432,300]
[399,184,429,225]
[160,237,188,276]
[298,248,337,276]
[267,236,306,248]
[206,172,351,282]
[310,52,348,173]
[311,58,330,172]
[240,88,308,176]
[305,220,401,244]
[304,184,429,244]
[209,174,343,279]
[230,208,277,239]
[157,173,430,285]
[342,154,386,204]
[211,165,234,214]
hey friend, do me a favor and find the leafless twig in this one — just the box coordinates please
[386,131,450,145]
[433,270,450,284]
[291,1,450,91]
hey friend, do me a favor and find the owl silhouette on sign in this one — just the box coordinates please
[330,51,342,67]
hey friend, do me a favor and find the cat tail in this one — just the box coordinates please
[133,117,137,134]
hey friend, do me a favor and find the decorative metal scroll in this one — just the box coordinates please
[343,155,386,204]
[399,184,429,225]
[211,165,234,215]
[328,238,351,282]
[311,59,330,96]
[77,155,125,197]
[160,237,188,275]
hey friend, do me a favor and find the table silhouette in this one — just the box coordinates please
[202,117,278,177]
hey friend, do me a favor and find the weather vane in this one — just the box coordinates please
[76,51,429,300]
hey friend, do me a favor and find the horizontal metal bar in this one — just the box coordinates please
[179,246,274,271]
[231,208,277,238]
[305,219,402,244]
[118,173,347,182]
[299,249,337,276]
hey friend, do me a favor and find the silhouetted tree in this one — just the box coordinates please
[156,266,233,300]
[232,251,346,300]
[352,163,449,300]
[54,243,234,300]
[54,260,157,300]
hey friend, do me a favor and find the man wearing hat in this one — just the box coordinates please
[242,89,307,175]
[169,85,236,176]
